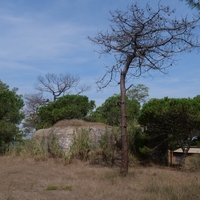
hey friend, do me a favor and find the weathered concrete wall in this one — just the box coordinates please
[33,120,112,154]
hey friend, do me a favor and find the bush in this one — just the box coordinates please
[69,128,91,161]
[6,132,65,161]
[99,129,117,166]
[4,127,128,167]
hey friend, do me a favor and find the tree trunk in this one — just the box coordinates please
[120,70,129,175]
[180,147,189,169]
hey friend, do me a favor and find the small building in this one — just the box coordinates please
[168,147,200,165]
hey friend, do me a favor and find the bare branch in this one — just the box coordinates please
[88,3,200,89]
[34,73,87,101]
[76,84,91,95]
[24,92,48,116]
[88,1,200,175]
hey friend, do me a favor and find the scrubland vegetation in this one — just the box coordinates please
[1,144,200,200]
[0,130,199,200]
[1,0,200,199]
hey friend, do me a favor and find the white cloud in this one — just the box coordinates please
[0,9,97,64]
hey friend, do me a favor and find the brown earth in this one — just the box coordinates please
[1,156,200,200]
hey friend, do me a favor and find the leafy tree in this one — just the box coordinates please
[89,84,146,126]
[139,97,200,166]
[24,73,90,133]
[36,94,95,129]
[0,80,24,152]
[0,81,9,90]
[88,2,200,174]
[92,94,140,126]
[35,73,90,101]
[127,84,149,104]
[93,94,121,126]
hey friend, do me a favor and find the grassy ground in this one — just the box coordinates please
[0,156,200,200]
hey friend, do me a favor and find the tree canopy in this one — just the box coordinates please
[0,80,24,150]
[91,94,140,126]
[139,97,200,166]
[36,94,95,129]
[127,84,149,104]
[88,84,147,126]
[23,72,90,133]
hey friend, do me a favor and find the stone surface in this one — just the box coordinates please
[33,119,112,153]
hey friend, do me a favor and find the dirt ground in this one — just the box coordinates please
[1,156,200,200]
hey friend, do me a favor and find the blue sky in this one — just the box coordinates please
[0,0,200,107]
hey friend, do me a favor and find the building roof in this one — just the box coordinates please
[173,147,200,154]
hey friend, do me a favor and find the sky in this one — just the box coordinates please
[0,0,200,107]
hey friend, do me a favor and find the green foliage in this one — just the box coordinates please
[0,80,9,90]
[99,128,120,166]
[93,94,121,125]
[36,94,95,129]
[139,146,152,155]
[0,80,24,151]
[7,133,65,161]
[47,132,64,158]
[70,128,91,161]
[128,126,146,154]
[138,97,200,164]
[127,84,149,103]
[87,84,147,125]
[6,137,48,159]
[126,99,141,125]
[90,94,140,126]
[46,185,58,190]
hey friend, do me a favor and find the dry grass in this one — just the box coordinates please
[53,119,110,129]
[0,156,200,200]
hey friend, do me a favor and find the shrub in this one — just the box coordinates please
[98,127,121,167]
[6,132,65,161]
[70,128,91,161]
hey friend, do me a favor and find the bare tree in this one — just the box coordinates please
[88,2,200,175]
[23,93,48,134]
[35,73,90,101]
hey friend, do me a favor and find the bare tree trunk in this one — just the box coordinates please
[180,147,190,169]
[120,70,128,175]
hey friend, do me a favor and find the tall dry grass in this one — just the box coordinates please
[0,156,200,200]
[6,128,123,166]
[2,129,200,199]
